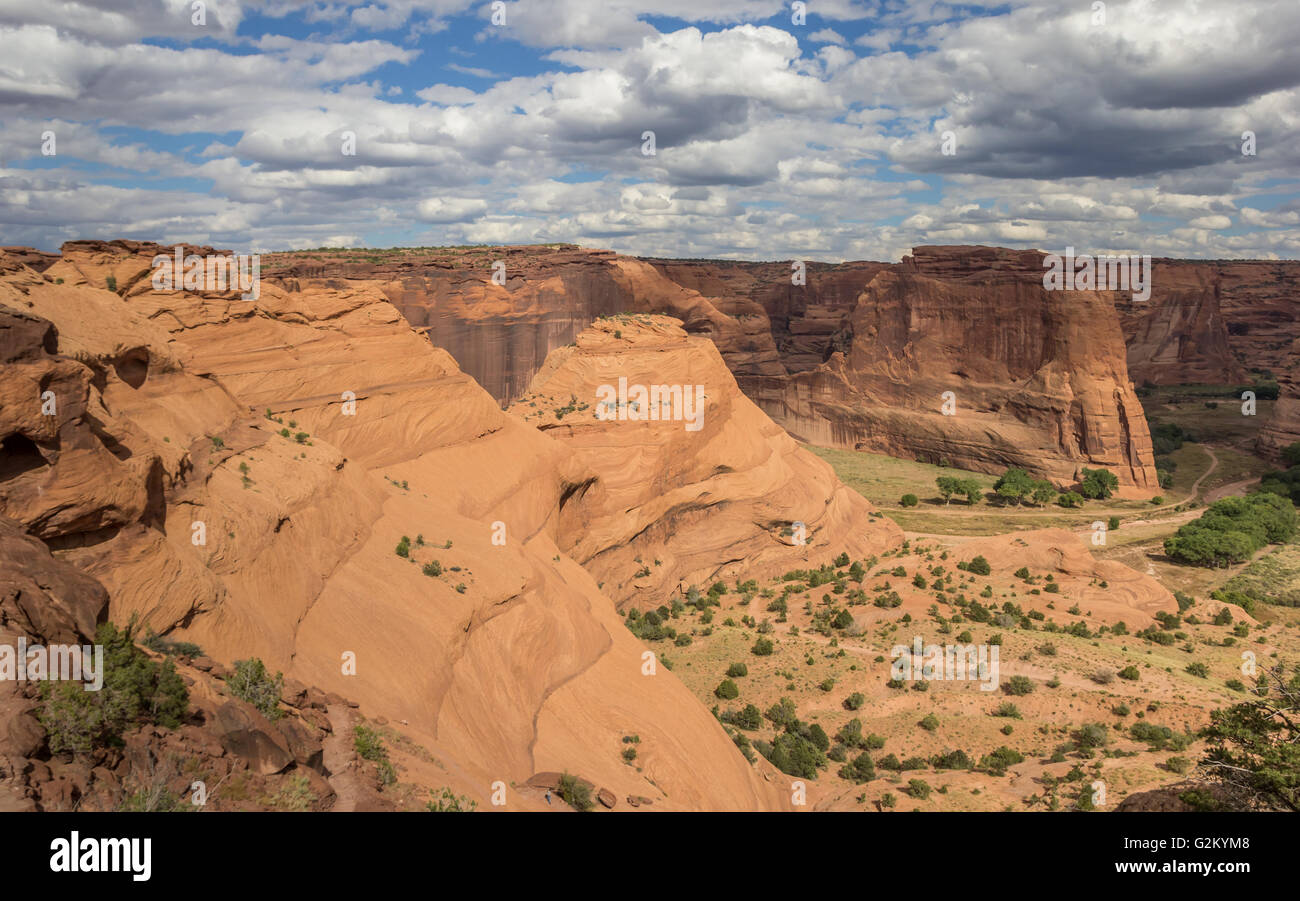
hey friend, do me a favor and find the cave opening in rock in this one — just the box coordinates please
[0,432,49,482]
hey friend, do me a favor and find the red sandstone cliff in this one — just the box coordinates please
[264,245,1160,489]
[0,240,907,811]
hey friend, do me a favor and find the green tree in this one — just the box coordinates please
[1200,664,1300,811]
[1079,467,1119,500]
[1031,481,1057,506]
[936,476,962,505]
[39,619,189,758]
[994,468,1035,505]
[228,658,284,720]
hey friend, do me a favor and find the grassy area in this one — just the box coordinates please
[1221,544,1300,607]
[1144,392,1275,450]
[805,446,995,505]
[1160,443,1214,497]
[809,445,1166,536]
[1202,446,1272,492]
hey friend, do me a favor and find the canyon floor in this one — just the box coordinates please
[653,390,1299,811]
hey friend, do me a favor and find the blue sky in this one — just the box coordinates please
[1,0,1297,260]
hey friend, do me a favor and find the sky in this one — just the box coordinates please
[0,0,1297,261]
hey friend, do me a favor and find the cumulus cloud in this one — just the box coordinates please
[0,0,1296,261]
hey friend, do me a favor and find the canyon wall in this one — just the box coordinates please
[648,246,1159,489]
[1260,336,1300,460]
[267,245,1160,488]
[0,240,905,810]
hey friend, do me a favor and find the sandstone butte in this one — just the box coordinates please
[0,239,920,811]
[268,244,1166,491]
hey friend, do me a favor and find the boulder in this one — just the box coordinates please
[212,700,293,775]
[276,718,325,772]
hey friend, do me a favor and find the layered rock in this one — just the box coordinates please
[266,245,1160,489]
[263,245,634,403]
[507,314,902,608]
[1215,261,1300,378]
[677,246,1160,490]
[5,240,892,810]
[1116,261,1246,386]
[1260,336,1300,460]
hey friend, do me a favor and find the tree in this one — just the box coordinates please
[1079,467,1119,500]
[959,479,984,505]
[1199,664,1300,811]
[1058,491,1084,508]
[900,493,919,507]
[1165,493,1297,567]
[39,619,191,758]
[1282,443,1300,468]
[1031,481,1057,506]
[839,751,876,783]
[967,555,992,576]
[936,476,962,505]
[715,679,739,699]
[229,658,284,720]
[994,468,1035,505]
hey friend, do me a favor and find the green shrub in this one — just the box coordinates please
[900,493,919,507]
[426,787,477,811]
[1003,675,1034,696]
[715,679,740,700]
[839,751,876,783]
[558,772,594,811]
[39,619,189,758]
[228,658,284,720]
[354,725,396,784]
[1165,493,1296,567]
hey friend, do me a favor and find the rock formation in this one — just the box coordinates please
[267,245,1160,489]
[722,247,1160,491]
[1,240,909,810]
[507,313,901,608]
[1260,336,1300,460]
